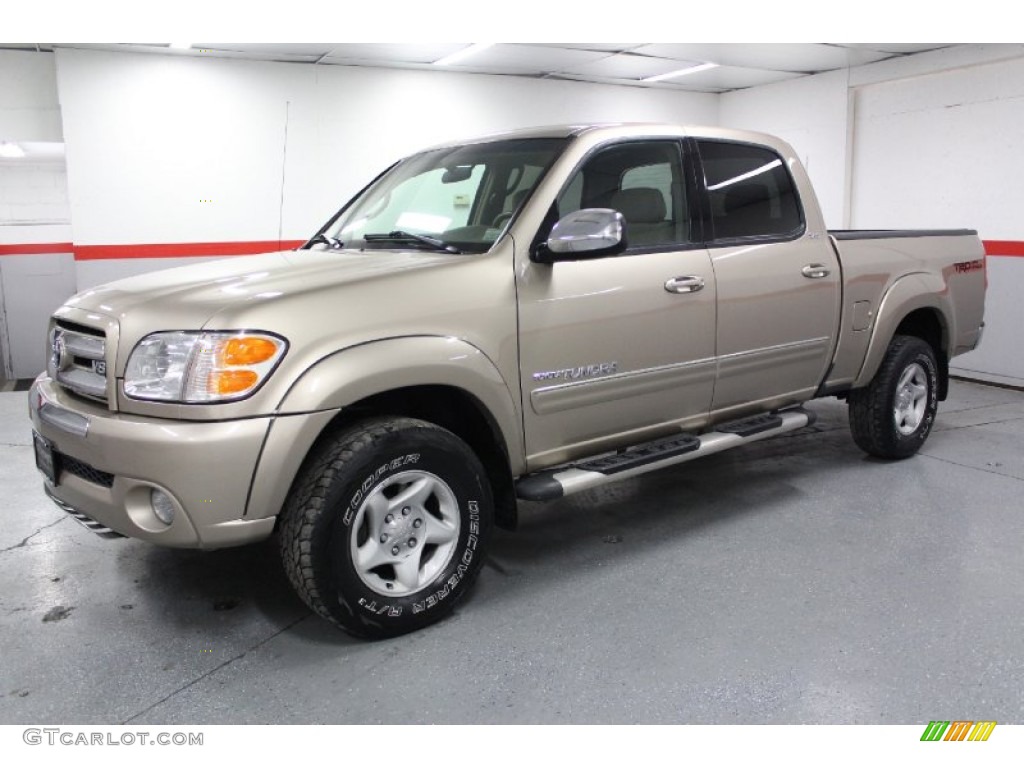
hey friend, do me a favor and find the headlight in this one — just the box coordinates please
[124,331,287,402]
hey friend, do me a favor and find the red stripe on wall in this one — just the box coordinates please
[0,240,305,259]
[983,240,1024,257]
[74,240,306,260]
[0,242,74,255]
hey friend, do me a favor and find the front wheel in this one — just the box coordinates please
[278,417,493,639]
[848,334,939,459]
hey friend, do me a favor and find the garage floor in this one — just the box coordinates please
[1,380,1022,724]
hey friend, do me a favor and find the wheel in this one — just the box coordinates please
[278,417,493,639]
[848,334,939,459]
[491,212,513,228]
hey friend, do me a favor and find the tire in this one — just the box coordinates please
[848,334,939,459]
[278,417,493,639]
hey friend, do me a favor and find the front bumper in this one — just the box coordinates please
[29,375,335,549]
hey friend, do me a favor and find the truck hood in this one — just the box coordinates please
[66,249,455,324]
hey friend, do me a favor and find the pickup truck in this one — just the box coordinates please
[29,124,986,638]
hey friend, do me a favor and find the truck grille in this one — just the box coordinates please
[50,320,108,404]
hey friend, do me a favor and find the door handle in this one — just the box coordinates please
[664,276,705,294]
[801,264,831,279]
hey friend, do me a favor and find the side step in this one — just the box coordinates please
[515,407,816,501]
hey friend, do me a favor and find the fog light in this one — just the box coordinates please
[151,489,176,525]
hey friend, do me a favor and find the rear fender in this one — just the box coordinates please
[853,274,953,388]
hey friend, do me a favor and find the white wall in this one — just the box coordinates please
[719,68,850,228]
[0,165,74,377]
[0,163,70,223]
[56,48,718,265]
[0,51,71,378]
[849,55,1024,385]
[0,50,63,142]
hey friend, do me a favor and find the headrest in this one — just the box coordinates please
[611,187,666,224]
[723,183,771,213]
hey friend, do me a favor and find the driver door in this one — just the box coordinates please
[516,139,717,470]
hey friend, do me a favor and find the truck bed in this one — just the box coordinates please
[830,229,978,240]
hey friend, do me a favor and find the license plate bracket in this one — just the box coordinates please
[33,431,60,486]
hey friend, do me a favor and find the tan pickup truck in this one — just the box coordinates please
[29,124,986,638]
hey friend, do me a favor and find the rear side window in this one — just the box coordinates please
[697,140,803,240]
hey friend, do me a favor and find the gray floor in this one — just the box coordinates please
[1,380,1022,724]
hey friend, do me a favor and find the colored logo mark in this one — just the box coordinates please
[920,721,996,741]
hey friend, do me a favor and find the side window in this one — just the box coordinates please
[555,141,689,248]
[698,140,803,240]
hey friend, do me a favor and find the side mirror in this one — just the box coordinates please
[534,209,627,264]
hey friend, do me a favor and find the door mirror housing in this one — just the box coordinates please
[534,208,627,264]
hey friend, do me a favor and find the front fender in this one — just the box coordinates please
[276,336,525,473]
[853,273,953,388]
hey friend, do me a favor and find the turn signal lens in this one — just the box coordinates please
[211,369,259,395]
[221,336,279,366]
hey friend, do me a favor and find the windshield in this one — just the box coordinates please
[309,137,568,254]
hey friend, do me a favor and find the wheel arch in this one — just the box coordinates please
[315,385,519,530]
[892,308,949,400]
[853,274,953,399]
[266,337,522,530]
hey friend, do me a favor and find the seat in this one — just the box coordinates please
[492,188,531,228]
[609,187,674,247]
[717,183,776,238]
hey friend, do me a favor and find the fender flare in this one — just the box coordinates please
[276,335,525,472]
[853,273,953,388]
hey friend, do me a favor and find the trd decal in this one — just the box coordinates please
[953,259,984,273]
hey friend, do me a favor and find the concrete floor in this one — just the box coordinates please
[0,380,1022,724]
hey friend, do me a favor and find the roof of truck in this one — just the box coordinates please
[418,123,788,154]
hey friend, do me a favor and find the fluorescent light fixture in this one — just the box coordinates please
[434,43,495,67]
[0,142,25,159]
[643,62,718,83]
[169,42,192,50]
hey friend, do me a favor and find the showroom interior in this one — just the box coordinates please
[0,42,1022,724]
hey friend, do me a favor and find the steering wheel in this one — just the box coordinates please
[491,212,514,228]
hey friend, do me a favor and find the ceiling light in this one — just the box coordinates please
[643,63,719,83]
[0,142,26,159]
[433,43,495,67]
[169,43,192,50]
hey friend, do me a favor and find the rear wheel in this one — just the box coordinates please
[278,417,493,639]
[848,335,939,459]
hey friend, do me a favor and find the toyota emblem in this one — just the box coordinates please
[50,329,70,373]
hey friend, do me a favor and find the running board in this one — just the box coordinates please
[515,407,816,501]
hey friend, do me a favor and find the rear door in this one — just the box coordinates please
[694,139,841,415]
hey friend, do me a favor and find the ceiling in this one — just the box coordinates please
[6,42,957,93]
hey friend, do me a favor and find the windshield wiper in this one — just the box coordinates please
[306,232,344,249]
[363,230,461,254]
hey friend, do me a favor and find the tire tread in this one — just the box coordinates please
[848,334,937,460]
[277,416,491,639]
[278,418,422,635]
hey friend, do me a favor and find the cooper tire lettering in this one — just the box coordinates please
[277,417,493,639]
